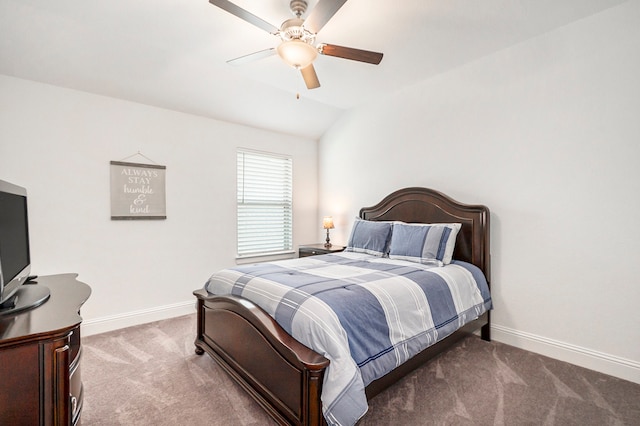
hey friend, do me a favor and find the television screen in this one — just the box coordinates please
[0,181,31,305]
[0,192,30,279]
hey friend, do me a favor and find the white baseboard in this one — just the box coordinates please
[81,300,196,337]
[491,324,640,385]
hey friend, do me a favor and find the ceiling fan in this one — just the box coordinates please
[209,0,384,89]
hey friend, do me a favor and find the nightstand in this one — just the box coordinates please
[298,243,345,258]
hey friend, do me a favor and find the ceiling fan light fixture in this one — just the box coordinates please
[276,40,318,69]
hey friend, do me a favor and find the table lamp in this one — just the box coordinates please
[323,216,334,248]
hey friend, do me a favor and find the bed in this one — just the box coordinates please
[193,187,491,425]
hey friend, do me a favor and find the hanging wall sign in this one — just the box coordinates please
[110,161,166,220]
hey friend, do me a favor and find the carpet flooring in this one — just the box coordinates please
[81,314,640,425]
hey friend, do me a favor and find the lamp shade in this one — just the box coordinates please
[323,216,334,230]
[277,40,318,69]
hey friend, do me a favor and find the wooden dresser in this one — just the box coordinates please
[0,274,91,425]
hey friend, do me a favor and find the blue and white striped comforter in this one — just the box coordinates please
[205,251,492,426]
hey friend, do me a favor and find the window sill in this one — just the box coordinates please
[235,251,296,265]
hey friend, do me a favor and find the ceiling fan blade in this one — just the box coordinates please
[300,64,321,89]
[303,0,348,34]
[318,43,383,65]
[209,0,279,34]
[227,48,276,66]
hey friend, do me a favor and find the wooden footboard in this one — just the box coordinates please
[194,289,330,426]
[195,288,489,425]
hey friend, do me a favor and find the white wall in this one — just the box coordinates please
[319,2,640,383]
[0,75,318,334]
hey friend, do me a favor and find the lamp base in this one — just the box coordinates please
[325,229,332,248]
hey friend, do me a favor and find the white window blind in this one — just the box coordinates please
[237,150,293,257]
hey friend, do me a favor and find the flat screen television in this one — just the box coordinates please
[0,179,48,314]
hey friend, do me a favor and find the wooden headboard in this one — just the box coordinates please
[359,187,491,284]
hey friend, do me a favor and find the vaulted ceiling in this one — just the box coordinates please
[0,0,630,139]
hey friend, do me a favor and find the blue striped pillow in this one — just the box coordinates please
[388,222,461,266]
[345,219,393,257]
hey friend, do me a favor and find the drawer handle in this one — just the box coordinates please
[70,395,78,413]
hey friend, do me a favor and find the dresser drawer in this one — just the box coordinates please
[299,248,321,257]
[298,244,345,258]
[70,346,83,425]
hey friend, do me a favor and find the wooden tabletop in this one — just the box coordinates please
[0,274,91,345]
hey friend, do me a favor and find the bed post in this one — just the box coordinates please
[481,312,491,341]
[194,296,205,355]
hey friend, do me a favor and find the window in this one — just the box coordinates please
[237,149,293,258]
